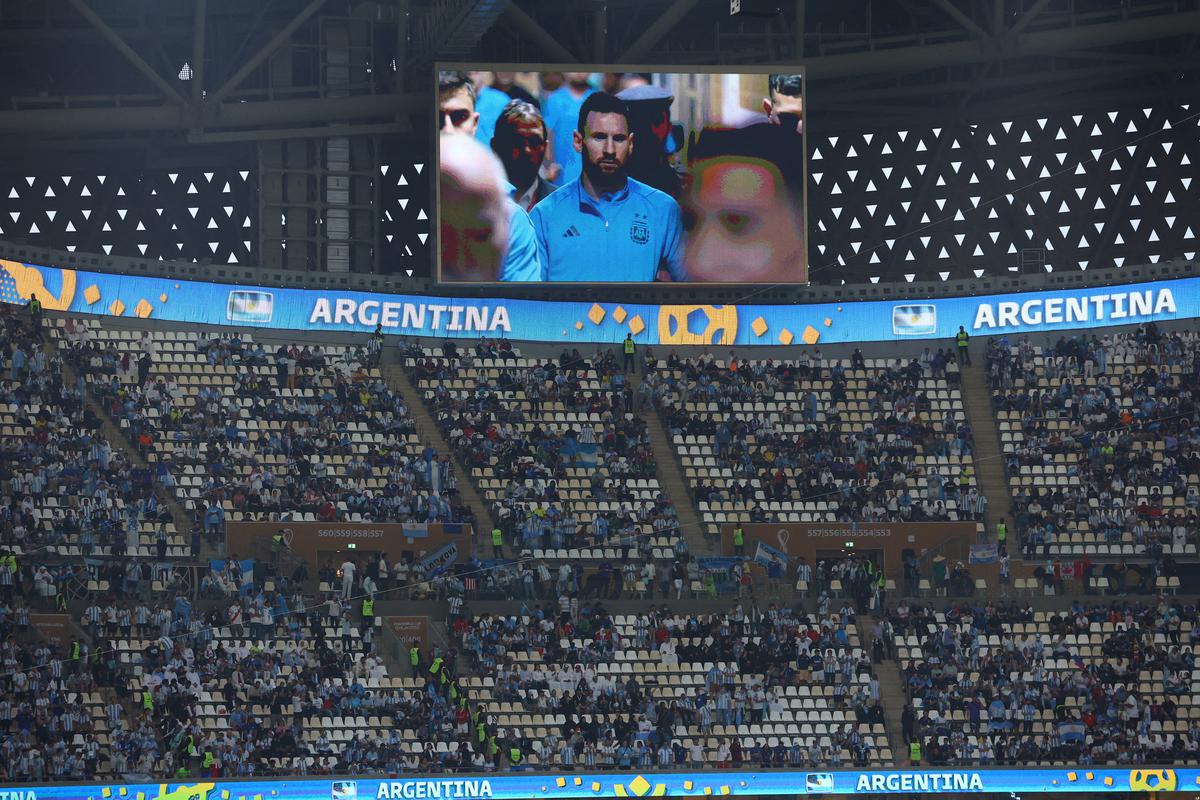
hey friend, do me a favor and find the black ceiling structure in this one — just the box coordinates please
[0,0,1196,286]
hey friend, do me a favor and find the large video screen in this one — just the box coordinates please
[436,67,807,284]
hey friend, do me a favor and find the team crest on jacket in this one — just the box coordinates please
[630,213,650,244]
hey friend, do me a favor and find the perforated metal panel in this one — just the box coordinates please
[0,103,1194,283]
[378,158,431,277]
[0,169,255,266]
[805,103,1200,285]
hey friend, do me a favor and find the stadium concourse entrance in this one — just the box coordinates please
[815,545,882,570]
[813,545,882,612]
[323,546,379,581]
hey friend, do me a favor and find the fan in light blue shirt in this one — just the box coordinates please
[438,76,544,282]
[542,74,596,184]
[530,177,683,281]
[473,84,510,147]
[529,91,684,282]
[501,181,544,282]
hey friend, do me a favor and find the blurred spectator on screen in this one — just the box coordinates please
[492,71,540,107]
[764,73,804,134]
[617,84,684,199]
[439,133,509,281]
[604,72,652,93]
[439,71,544,282]
[466,70,510,146]
[680,123,806,282]
[438,70,478,136]
[529,92,684,282]
[542,72,597,184]
[491,100,556,212]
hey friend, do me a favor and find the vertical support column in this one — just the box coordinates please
[372,134,383,275]
[258,139,320,270]
[794,0,805,59]
[286,141,316,270]
[347,136,378,273]
[325,137,353,273]
[256,141,282,269]
[256,31,318,272]
[594,3,607,63]
[322,14,379,273]
[395,0,409,90]
[192,0,207,104]
[323,19,352,272]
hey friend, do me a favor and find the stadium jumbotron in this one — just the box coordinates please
[0,0,1198,796]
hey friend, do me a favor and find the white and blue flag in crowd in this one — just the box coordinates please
[754,541,790,570]
[969,543,999,564]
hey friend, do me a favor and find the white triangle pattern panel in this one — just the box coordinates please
[806,104,1199,283]
[3,106,1196,283]
[379,159,430,274]
[0,168,255,266]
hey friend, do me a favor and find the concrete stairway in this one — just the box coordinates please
[860,622,910,766]
[959,359,1014,544]
[382,363,494,544]
[642,403,711,555]
[875,655,909,765]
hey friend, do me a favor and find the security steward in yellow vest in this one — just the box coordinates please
[955,326,971,365]
[491,527,504,559]
[409,641,422,677]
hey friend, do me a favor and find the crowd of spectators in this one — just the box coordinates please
[989,326,1200,563]
[0,597,118,781]
[452,600,887,767]
[0,312,492,780]
[60,327,474,532]
[11,301,1200,780]
[68,554,526,778]
[415,342,683,556]
[0,298,149,781]
[654,351,977,531]
[0,307,169,559]
[894,597,1200,765]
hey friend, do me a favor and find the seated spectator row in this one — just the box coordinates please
[647,352,980,542]
[988,326,1200,562]
[0,592,119,780]
[7,305,1200,783]
[892,597,1200,765]
[452,601,893,767]
[76,564,512,777]
[53,319,473,532]
[408,343,684,560]
[0,309,181,561]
